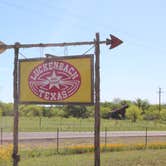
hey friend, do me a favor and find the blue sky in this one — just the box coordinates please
[0,0,166,104]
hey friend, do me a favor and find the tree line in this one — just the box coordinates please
[0,98,166,122]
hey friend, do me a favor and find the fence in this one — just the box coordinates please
[1,127,166,150]
[0,116,166,151]
[1,116,166,132]
[1,117,166,166]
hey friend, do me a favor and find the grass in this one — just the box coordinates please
[0,116,166,132]
[18,142,166,156]
[13,149,166,166]
[1,143,166,166]
[22,149,166,166]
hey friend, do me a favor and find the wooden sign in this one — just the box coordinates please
[19,55,94,104]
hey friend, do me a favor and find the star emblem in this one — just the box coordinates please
[46,71,62,89]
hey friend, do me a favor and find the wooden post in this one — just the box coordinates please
[1,128,3,145]
[94,33,100,166]
[39,117,42,130]
[57,128,59,153]
[13,43,20,166]
[145,127,148,148]
[105,127,107,147]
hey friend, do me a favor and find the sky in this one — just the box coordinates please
[0,0,166,104]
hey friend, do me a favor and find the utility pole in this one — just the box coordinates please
[157,87,163,112]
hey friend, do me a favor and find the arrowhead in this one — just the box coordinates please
[106,34,123,49]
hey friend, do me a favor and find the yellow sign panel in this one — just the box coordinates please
[19,55,94,104]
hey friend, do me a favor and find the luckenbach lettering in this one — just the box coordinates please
[30,61,79,81]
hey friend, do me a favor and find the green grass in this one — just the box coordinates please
[1,144,166,166]
[0,116,166,132]
[19,142,166,156]
[15,149,166,166]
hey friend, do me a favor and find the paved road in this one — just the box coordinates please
[1,131,166,142]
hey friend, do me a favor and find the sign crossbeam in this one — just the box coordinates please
[0,40,106,49]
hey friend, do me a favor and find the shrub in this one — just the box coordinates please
[19,105,42,117]
[62,142,166,154]
[101,144,127,152]
[160,109,166,121]
[63,105,89,118]
[0,144,13,161]
[0,107,2,116]
[101,107,110,119]
[0,102,13,116]
[143,109,160,120]
[126,105,141,122]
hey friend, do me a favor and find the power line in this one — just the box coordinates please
[157,87,164,112]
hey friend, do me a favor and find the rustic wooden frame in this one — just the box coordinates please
[18,54,94,105]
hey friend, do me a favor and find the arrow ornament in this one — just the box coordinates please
[106,34,123,49]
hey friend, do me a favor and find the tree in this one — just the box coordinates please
[63,105,88,118]
[87,106,94,116]
[0,102,13,116]
[100,106,110,119]
[0,107,2,116]
[134,98,150,114]
[160,109,166,121]
[101,102,112,108]
[126,105,141,122]
[42,106,59,117]
[19,105,42,117]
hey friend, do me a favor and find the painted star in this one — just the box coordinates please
[46,71,62,89]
